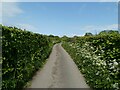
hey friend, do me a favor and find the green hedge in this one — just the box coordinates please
[62,34,120,89]
[2,25,53,90]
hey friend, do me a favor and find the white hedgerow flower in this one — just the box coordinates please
[113,69,117,72]
[113,59,116,62]
[113,62,118,66]
[112,83,118,88]
[106,77,110,81]
[96,71,99,75]
[101,50,104,53]
[103,61,106,66]
[110,66,115,69]
[109,63,112,66]
[90,46,94,50]
[70,44,72,46]
[96,62,101,66]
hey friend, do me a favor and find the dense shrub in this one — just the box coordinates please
[62,33,120,89]
[2,25,53,90]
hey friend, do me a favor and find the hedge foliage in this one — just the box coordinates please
[2,25,53,90]
[62,33,120,89]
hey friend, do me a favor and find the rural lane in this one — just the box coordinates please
[28,43,90,88]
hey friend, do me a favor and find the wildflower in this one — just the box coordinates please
[113,62,118,66]
[96,71,99,75]
[110,66,115,69]
[113,59,116,62]
[103,61,106,66]
[112,83,118,88]
[106,77,110,81]
[109,63,112,66]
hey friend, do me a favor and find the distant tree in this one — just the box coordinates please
[62,35,68,39]
[48,35,61,44]
[61,35,69,42]
[48,34,54,37]
[99,30,119,35]
[73,36,79,38]
[84,32,93,36]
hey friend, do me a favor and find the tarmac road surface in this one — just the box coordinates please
[28,43,90,88]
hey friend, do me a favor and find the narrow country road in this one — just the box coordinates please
[28,43,90,88]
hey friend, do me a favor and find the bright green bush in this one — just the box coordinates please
[2,25,53,90]
[62,34,120,89]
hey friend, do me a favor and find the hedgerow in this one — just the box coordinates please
[62,33,120,89]
[2,25,53,90]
